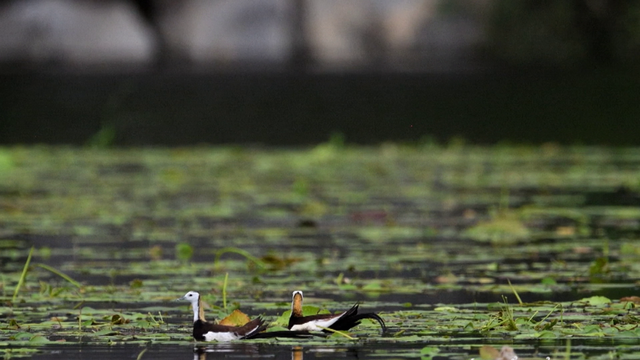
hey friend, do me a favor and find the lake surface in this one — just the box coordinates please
[2,145,640,359]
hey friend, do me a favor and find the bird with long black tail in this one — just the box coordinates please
[178,291,322,341]
[287,290,386,334]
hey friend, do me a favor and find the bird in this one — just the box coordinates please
[178,290,321,341]
[178,291,267,341]
[287,290,386,333]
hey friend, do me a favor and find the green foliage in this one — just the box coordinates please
[36,263,81,288]
[86,124,116,148]
[3,145,640,358]
[12,246,33,303]
[214,247,267,270]
[175,243,193,262]
[577,296,612,306]
[420,346,440,359]
[0,149,14,175]
[291,178,309,197]
[589,257,610,282]
[464,210,530,245]
[327,132,346,149]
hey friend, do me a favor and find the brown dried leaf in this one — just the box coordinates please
[219,309,250,326]
[620,296,640,304]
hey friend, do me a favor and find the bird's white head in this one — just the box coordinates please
[178,290,203,323]
[178,290,200,304]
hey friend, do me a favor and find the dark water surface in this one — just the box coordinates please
[25,340,640,360]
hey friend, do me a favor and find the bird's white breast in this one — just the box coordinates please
[203,331,241,342]
[290,315,342,331]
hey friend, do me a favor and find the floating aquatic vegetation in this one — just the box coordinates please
[2,145,640,358]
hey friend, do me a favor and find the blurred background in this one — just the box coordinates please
[1,0,639,146]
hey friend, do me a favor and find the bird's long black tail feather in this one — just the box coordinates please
[330,306,386,334]
[350,312,386,333]
[241,319,268,339]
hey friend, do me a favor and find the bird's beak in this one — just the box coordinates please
[175,296,185,301]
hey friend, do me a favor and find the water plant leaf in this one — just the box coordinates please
[109,314,128,325]
[93,328,119,336]
[362,281,384,292]
[12,246,34,302]
[318,326,356,340]
[28,335,50,344]
[7,319,20,329]
[214,247,267,270]
[35,263,82,288]
[6,146,640,358]
[420,346,440,359]
[464,212,530,245]
[577,296,612,306]
[434,306,458,312]
[536,330,558,338]
[12,332,32,340]
[219,310,250,326]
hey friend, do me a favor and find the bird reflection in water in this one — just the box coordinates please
[193,344,359,360]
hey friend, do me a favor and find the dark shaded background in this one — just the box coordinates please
[1,68,638,146]
[1,0,639,146]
